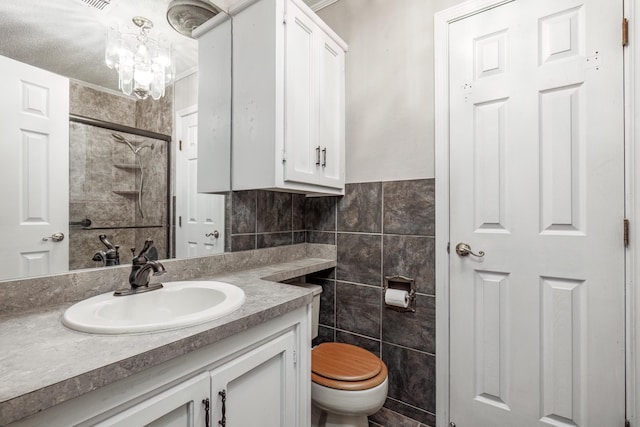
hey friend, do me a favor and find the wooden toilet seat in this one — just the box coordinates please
[311,342,388,391]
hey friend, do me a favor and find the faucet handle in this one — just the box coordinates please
[99,234,116,250]
[137,239,154,257]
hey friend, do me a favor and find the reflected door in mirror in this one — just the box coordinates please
[0,55,69,280]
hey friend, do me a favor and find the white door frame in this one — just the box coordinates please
[175,104,198,257]
[628,1,639,425]
[434,1,635,426]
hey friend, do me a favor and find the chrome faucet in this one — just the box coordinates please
[114,239,166,296]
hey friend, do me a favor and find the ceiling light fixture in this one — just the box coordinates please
[166,0,222,38]
[105,16,174,100]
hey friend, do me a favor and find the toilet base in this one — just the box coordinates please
[311,403,369,427]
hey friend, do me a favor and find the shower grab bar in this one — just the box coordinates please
[81,225,165,231]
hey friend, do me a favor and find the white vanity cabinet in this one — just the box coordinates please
[8,307,310,427]
[195,0,347,195]
[209,329,298,426]
[95,373,210,426]
[99,331,297,427]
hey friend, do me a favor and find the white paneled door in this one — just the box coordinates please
[175,107,225,258]
[0,55,69,280]
[449,1,625,426]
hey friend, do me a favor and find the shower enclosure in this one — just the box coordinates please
[68,115,170,270]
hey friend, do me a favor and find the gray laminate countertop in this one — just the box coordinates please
[0,246,335,425]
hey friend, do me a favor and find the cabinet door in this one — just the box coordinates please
[283,1,320,186]
[197,18,232,193]
[316,32,345,189]
[95,373,209,427]
[210,330,298,427]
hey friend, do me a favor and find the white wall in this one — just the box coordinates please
[174,72,199,112]
[317,0,466,183]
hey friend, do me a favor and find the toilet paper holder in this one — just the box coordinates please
[384,275,416,313]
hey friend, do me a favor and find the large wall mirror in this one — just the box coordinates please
[0,0,227,281]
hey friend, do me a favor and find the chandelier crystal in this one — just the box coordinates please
[105,17,174,100]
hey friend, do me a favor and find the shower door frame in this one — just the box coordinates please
[69,114,172,260]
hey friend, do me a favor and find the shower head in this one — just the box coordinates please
[112,133,136,153]
[112,133,154,153]
[135,142,155,153]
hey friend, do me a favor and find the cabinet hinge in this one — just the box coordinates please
[282,150,287,164]
[293,349,297,365]
[283,12,287,25]
[178,216,182,227]
[624,218,630,247]
[179,139,183,151]
[623,18,629,46]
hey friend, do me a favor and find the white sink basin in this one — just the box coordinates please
[62,281,246,334]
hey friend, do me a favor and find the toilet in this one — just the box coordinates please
[311,342,388,427]
[294,282,388,427]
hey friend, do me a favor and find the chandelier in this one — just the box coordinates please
[105,17,174,100]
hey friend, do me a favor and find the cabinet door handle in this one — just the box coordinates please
[203,398,210,427]
[322,147,327,167]
[316,146,321,166]
[218,390,227,426]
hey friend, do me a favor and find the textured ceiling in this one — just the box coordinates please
[0,0,325,94]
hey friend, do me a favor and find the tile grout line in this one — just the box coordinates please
[321,325,435,357]
[386,396,437,418]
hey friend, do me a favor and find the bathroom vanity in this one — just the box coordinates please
[0,244,336,426]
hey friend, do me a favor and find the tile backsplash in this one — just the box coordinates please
[227,191,307,252]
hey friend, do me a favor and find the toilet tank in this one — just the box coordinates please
[282,280,323,339]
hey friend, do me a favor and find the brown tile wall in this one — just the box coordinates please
[305,179,436,427]
[135,85,174,136]
[69,82,137,127]
[225,191,307,252]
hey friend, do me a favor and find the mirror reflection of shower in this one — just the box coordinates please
[69,116,170,272]
[112,133,154,218]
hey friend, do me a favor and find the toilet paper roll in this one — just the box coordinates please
[385,288,410,309]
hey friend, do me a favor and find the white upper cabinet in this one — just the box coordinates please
[316,31,345,188]
[195,14,232,193]
[197,0,347,195]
